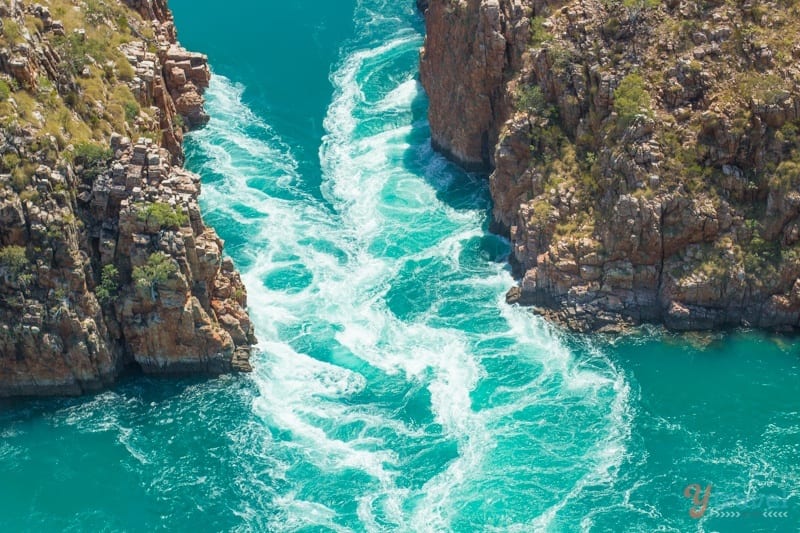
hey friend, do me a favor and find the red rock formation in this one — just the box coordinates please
[420,0,528,170]
[0,1,254,397]
[421,0,800,332]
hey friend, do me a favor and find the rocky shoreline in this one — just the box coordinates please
[419,0,800,332]
[0,0,254,397]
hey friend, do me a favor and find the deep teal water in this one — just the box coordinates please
[1,1,799,531]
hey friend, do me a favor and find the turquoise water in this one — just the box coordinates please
[1,1,799,531]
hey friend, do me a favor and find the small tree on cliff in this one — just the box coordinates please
[136,202,189,230]
[0,245,31,287]
[96,264,120,304]
[132,252,178,300]
[613,72,652,127]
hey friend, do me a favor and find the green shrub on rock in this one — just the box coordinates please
[73,142,113,165]
[0,245,31,286]
[133,252,178,297]
[0,246,28,273]
[95,264,119,304]
[0,80,10,102]
[613,72,652,125]
[769,160,800,192]
[529,17,552,46]
[517,84,556,119]
[136,202,189,229]
[124,101,139,122]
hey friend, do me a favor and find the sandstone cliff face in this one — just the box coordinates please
[421,0,800,331]
[0,0,254,397]
[419,0,530,170]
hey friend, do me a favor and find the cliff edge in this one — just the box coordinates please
[0,0,255,397]
[420,0,800,332]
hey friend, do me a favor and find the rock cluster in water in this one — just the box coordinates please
[0,0,254,397]
[420,0,800,332]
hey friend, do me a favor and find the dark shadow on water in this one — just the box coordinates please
[400,84,512,263]
[0,369,257,424]
[401,87,492,213]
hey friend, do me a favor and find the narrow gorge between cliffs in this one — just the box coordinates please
[1,0,799,531]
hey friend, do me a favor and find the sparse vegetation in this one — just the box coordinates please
[0,0,162,145]
[124,101,139,122]
[530,199,555,228]
[233,286,245,301]
[1,18,23,44]
[517,84,556,118]
[613,72,652,125]
[11,161,36,192]
[735,73,790,105]
[53,31,110,78]
[0,245,32,287]
[136,202,190,229]
[769,159,800,192]
[622,0,660,14]
[529,17,552,46]
[95,264,120,304]
[73,142,113,166]
[133,252,178,297]
[0,246,28,274]
[1,153,20,172]
[0,80,10,102]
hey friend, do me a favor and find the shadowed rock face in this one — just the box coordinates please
[0,0,254,397]
[419,0,518,171]
[420,0,800,332]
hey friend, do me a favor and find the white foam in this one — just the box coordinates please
[186,5,634,530]
[270,494,354,533]
[372,79,421,113]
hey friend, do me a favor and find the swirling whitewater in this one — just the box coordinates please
[0,1,797,532]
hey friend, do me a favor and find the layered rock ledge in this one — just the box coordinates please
[0,0,254,397]
[420,0,800,332]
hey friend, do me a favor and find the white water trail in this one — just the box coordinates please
[189,3,632,528]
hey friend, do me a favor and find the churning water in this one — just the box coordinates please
[1,1,798,531]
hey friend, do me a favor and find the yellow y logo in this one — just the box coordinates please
[684,484,712,519]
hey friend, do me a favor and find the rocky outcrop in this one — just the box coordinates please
[98,137,255,375]
[0,1,254,397]
[421,0,800,331]
[120,38,210,160]
[419,0,529,170]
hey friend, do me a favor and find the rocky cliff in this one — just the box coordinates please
[0,0,255,397]
[420,0,800,332]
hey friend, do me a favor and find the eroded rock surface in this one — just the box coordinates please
[0,0,254,397]
[421,0,800,331]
